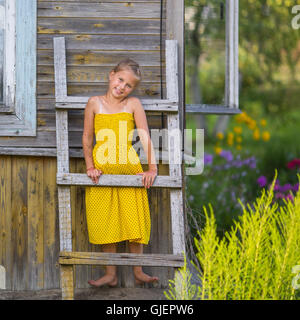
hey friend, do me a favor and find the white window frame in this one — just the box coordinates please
[186,0,240,115]
[0,0,36,136]
[1,0,16,110]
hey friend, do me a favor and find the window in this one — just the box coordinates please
[0,0,15,110]
[0,0,36,136]
[185,0,239,114]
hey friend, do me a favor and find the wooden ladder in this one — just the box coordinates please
[53,37,185,300]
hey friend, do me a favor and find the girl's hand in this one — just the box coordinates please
[87,167,102,184]
[136,169,157,189]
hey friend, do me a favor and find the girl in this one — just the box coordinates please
[82,58,159,287]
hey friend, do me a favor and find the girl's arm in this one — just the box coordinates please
[132,98,158,172]
[82,97,96,169]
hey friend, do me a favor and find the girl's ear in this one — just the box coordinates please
[109,70,115,81]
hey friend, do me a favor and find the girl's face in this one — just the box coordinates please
[108,69,139,99]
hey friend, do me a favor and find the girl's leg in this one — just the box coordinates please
[88,243,118,287]
[128,242,159,284]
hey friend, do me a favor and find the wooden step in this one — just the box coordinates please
[56,173,182,188]
[59,251,184,267]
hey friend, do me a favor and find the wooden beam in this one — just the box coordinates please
[59,251,184,267]
[55,99,178,112]
[186,104,242,115]
[56,173,182,188]
[53,37,68,102]
[166,40,185,257]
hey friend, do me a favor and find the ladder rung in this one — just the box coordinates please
[56,99,178,113]
[56,173,182,188]
[59,251,184,267]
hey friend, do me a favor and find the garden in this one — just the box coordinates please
[165,0,300,300]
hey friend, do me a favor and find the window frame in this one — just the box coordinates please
[185,0,240,115]
[0,0,16,111]
[0,0,36,136]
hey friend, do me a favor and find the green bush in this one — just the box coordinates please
[165,171,300,300]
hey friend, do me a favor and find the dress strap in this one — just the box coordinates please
[98,97,103,113]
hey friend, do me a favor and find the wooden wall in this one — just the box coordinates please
[0,0,166,149]
[0,0,184,291]
[0,156,173,290]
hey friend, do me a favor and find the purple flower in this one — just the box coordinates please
[275,192,284,199]
[257,175,267,187]
[293,183,299,192]
[204,153,213,165]
[220,150,234,162]
[279,183,293,193]
[274,182,280,191]
[284,194,294,201]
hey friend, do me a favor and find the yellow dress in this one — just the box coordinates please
[85,100,151,245]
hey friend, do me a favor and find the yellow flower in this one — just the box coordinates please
[262,131,270,141]
[236,144,242,150]
[253,129,260,140]
[227,132,234,139]
[233,126,242,134]
[227,139,233,146]
[236,136,242,143]
[214,146,222,155]
[248,120,256,130]
[235,112,247,123]
[260,119,267,126]
[216,132,224,140]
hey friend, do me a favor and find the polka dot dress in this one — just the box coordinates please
[85,103,151,245]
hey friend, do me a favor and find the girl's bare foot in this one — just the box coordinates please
[134,270,159,285]
[88,274,118,287]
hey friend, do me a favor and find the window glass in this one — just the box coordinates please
[185,0,226,105]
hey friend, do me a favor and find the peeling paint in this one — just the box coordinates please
[93,23,104,28]
[75,35,91,41]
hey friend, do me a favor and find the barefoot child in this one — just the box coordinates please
[82,58,159,287]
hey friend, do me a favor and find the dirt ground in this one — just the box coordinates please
[0,287,168,300]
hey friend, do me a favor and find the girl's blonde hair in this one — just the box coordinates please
[112,58,142,85]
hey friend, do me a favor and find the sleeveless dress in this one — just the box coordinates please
[85,96,151,245]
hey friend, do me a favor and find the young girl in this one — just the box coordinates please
[82,58,159,287]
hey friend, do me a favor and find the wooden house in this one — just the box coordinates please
[0,0,239,294]
[0,0,186,291]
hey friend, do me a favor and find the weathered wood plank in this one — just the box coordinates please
[57,173,182,188]
[60,265,74,300]
[38,65,165,83]
[0,147,195,164]
[73,159,93,288]
[38,34,162,50]
[43,157,60,289]
[166,40,185,256]
[59,251,184,267]
[38,49,163,66]
[38,2,165,19]
[37,81,165,98]
[11,157,28,290]
[0,156,12,289]
[38,18,165,35]
[55,99,176,111]
[53,37,67,100]
[27,157,44,289]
